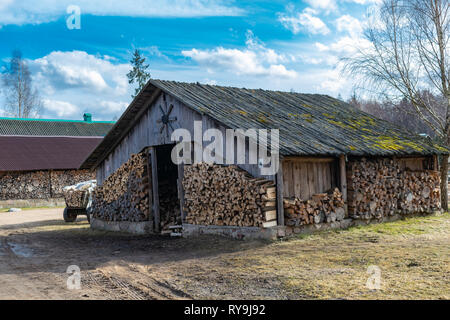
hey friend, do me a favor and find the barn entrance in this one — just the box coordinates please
[153,144,181,232]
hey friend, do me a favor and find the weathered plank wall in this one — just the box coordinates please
[282,158,337,200]
[96,92,276,185]
[397,157,426,171]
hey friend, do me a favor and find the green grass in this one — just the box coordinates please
[344,212,449,236]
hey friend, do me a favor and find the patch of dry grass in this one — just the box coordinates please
[6,209,448,300]
[170,213,450,299]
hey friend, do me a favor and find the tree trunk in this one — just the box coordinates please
[440,155,448,211]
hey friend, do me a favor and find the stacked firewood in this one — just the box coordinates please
[50,170,95,197]
[398,170,440,214]
[0,170,94,200]
[159,180,181,231]
[347,158,440,220]
[64,190,87,207]
[284,188,345,226]
[183,163,277,228]
[91,153,151,222]
[63,180,96,208]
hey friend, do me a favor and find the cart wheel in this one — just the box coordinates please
[63,208,77,223]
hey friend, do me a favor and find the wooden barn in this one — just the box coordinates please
[0,114,114,208]
[81,80,448,238]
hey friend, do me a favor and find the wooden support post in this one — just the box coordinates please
[177,164,185,222]
[339,155,348,216]
[150,147,160,233]
[276,164,285,226]
[441,154,448,211]
[433,154,439,171]
[146,148,153,222]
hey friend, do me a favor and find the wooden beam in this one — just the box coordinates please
[441,155,449,211]
[150,147,160,233]
[276,164,285,226]
[282,156,335,163]
[433,154,439,171]
[177,164,185,222]
[146,148,153,222]
[339,155,348,216]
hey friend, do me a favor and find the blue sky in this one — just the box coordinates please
[0,0,379,120]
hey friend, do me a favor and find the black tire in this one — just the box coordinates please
[63,208,77,223]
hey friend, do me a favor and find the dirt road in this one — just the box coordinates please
[1,208,448,300]
[0,208,206,300]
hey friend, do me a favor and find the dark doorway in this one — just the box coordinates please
[155,144,180,231]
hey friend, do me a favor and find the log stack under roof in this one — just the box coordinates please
[284,188,345,226]
[90,153,151,222]
[347,158,440,220]
[182,163,277,227]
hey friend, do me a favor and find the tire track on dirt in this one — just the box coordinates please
[84,270,190,300]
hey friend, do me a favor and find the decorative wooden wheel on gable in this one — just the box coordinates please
[157,98,177,137]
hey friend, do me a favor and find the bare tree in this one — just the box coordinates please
[349,91,446,137]
[1,50,41,118]
[344,0,450,209]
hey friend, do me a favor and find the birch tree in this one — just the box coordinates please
[2,50,41,118]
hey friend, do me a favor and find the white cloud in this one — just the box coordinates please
[344,0,382,4]
[0,0,243,27]
[42,99,79,118]
[140,46,169,61]
[182,30,297,79]
[317,68,348,93]
[30,51,130,95]
[8,50,136,120]
[335,14,363,37]
[315,42,329,52]
[98,100,128,113]
[329,36,372,54]
[302,0,382,15]
[279,7,330,35]
[304,0,337,14]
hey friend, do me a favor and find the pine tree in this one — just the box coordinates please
[127,49,151,98]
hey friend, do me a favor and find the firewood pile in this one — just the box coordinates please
[0,170,94,200]
[91,153,151,222]
[284,188,345,226]
[64,189,86,208]
[63,180,96,208]
[50,170,95,197]
[182,163,277,227]
[347,158,440,220]
[398,170,440,214]
[159,180,181,231]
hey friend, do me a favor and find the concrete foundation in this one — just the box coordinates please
[183,211,441,240]
[89,211,440,238]
[182,223,281,240]
[285,211,441,236]
[90,217,154,235]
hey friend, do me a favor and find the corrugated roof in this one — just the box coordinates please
[0,136,103,171]
[0,118,114,136]
[81,79,449,170]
